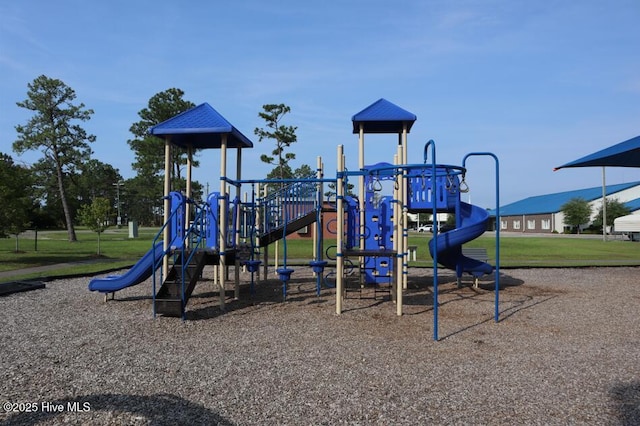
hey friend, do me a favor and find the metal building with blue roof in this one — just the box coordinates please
[490,181,640,233]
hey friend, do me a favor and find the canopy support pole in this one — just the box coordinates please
[602,167,607,242]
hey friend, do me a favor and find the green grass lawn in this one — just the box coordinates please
[454,234,640,267]
[0,227,160,282]
[1,228,639,283]
[279,233,640,267]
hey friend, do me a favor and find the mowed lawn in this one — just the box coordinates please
[451,234,640,267]
[2,228,640,283]
[0,228,160,282]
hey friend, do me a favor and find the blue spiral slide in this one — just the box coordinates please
[88,242,165,293]
[428,202,493,278]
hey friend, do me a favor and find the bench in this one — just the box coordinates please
[461,247,489,263]
[461,247,489,288]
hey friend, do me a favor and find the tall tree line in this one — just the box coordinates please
[9,77,201,236]
[8,76,314,239]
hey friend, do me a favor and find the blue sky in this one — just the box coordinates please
[1,0,639,209]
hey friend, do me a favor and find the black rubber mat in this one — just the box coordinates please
[0,281,46,296]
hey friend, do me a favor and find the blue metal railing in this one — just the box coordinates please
[152,202,182,318]
[205,193,241,252]
[152,195,207,319]
[258,175,318,236]
[175,201,207,319]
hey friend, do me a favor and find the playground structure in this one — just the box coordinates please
[88,99,500,340]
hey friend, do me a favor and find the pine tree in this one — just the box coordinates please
[14,75,95,242]
[254,104,298,182]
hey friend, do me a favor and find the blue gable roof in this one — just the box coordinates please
[490,181,640,216]
[149,103,253,149]
[352,98,417,134]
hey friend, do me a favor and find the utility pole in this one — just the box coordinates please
[113,181,123,227]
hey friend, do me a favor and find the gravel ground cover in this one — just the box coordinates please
[1,266,639,425]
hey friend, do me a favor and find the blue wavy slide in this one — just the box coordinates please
[88,242,165,293]
[428,202,493,278]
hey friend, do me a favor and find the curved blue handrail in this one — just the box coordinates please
[462,152,500,323]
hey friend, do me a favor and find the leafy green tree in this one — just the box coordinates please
[444,213,457,229]
[293,164,314,178]
[128,88,196,182]
[25,155,121,229]
[29,157,66,227]
[13,75,96,242]
[325,182,356,198]
[19,158,57,230]
[254,104,298,181]
[122,174,164,226]
[77,197,111,255]
[592,198,631,232]
[28,203,57,231]
[127,88,198,222]
[119,174,203,227]
[413,213,435,230]
[266,164,293,180]
[73,159,122,201]
[265,163,314,180]
[561,197,592,233]
[0,153,34,250]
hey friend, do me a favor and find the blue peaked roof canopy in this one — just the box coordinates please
[555,135,640,170]
[352,98,417,134]
[148,102,253,149]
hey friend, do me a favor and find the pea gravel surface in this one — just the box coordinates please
[1,266,639,425]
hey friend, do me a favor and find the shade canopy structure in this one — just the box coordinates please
[148,102,253,149]
[554,135,640,170]
[554,134,640,241]
[352,98,417,134]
